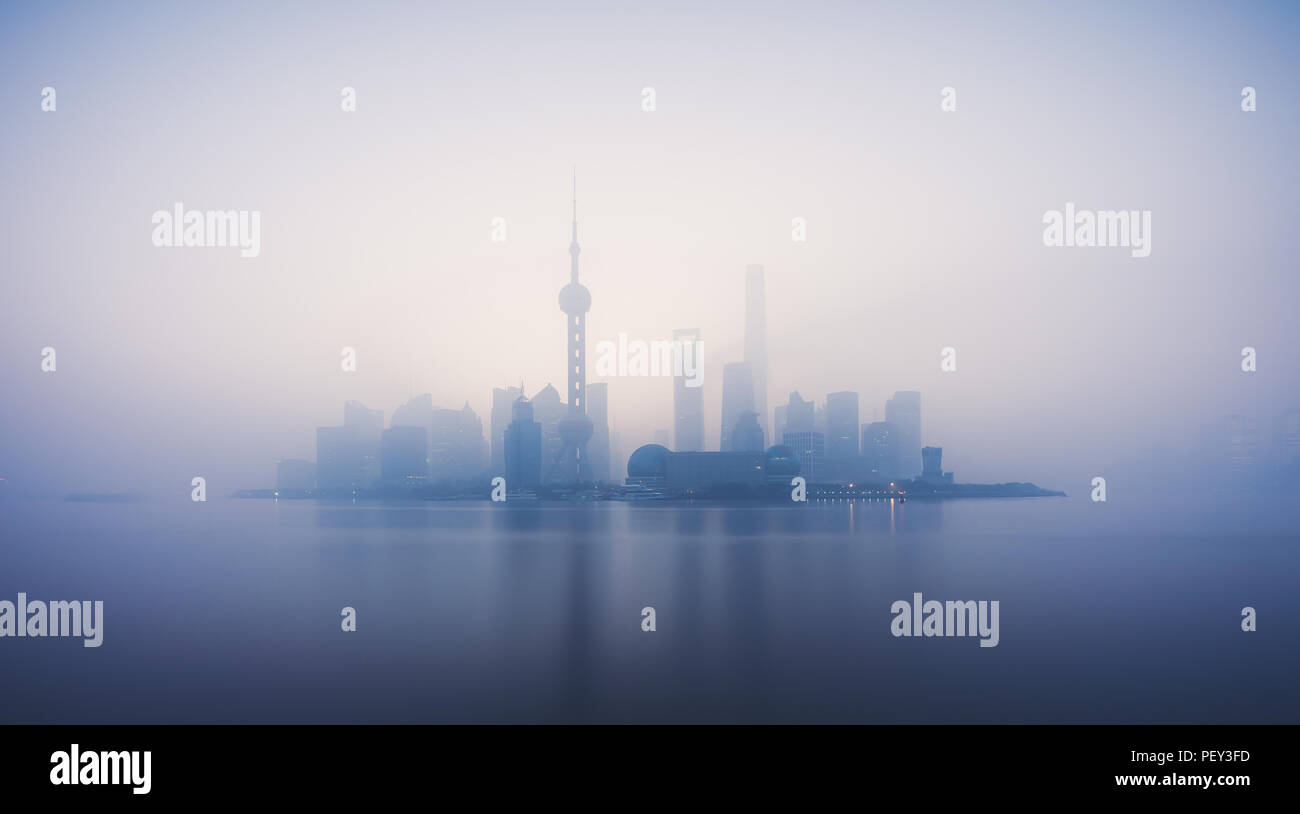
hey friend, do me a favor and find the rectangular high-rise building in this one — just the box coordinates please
[885,391,922,477]
[528,383,566,467]
[782,430,825,482]
[744,265,768,442]
[825,391,860,459]
[317,401,383,490]
[505,398,542,491]
[863,421,901,480]
[587,382,608,426]
[381,425,428,484]
[490,386,522,475]
[609,428,624,482]
[428,405,487,482]
[720,362,755,451]
[673,328,704,451]
[783,391,815,434]
[921,446,951,484]
[316,425,379,491]
[344,400,383,441]
[586,381,611,482]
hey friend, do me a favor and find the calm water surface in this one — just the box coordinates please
[1,494,1296,723]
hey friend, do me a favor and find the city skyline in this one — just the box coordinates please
[299,185,976,491]
[277,182,1300,494]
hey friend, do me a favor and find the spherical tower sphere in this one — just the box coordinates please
[558,282,591,315]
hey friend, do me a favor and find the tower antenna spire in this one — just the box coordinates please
[552,171,594,485]
[568,168,580,283]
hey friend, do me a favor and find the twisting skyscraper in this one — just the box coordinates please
[548,173,594,484]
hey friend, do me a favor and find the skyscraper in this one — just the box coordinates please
[530,383,565,463]
[744,265,768,442]
[863,421,901,479]
[315,426,359,490]
[781,430,825,482]
[885,391,922,477]
[490,385,522,475]
[391,393,434,478]
[344,400,383,441]
[381,425,428,484]
[392,393,434,431]
[428,404,487,481]
[609,427,624,482]
[505,395,542,491]
[720,362,755,452]
[783,391,815,433]
[730,410,765,452]
[825,391,859,459]
[673,327,704,451]
[549,174,594,484]
[920,446,952,484]
[586,381,611,482]
[316,401,383,491]
[347,401,382,486]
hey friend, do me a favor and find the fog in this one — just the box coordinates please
[2,0,1297,495]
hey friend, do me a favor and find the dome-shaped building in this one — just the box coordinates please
[765,445,801,480]
[620,443,799,496]
[626,443,670,485]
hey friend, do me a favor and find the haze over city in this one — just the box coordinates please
[6,0,1300,770]
[2,0,1298,496]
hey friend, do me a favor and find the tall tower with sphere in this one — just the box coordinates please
[548,172,594,484]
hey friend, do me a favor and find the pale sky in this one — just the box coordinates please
[2,0,1298,493]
